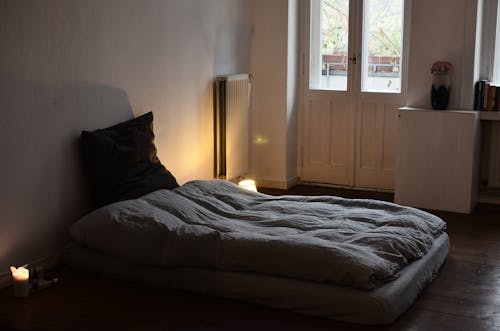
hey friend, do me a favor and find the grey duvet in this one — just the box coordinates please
[70,180,446,290]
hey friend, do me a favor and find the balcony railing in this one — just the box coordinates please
[321,54,400,77]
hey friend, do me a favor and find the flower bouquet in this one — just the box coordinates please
[431,61,454,74]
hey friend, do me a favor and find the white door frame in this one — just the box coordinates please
[298,0,412,190]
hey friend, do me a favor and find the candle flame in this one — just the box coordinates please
[10,265,29,280]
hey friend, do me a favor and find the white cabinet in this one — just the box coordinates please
[395,107,480,213]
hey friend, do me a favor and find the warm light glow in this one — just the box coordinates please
[10,266,29,281]
[10,265,30,297]
[238,179,258,192]
[254,136,269,145]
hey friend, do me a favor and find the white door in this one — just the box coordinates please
[300,0,410,190]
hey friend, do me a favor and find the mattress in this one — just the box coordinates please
[70,180,447,291]
[63,232,449,325]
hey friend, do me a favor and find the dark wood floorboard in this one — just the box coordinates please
[1,185,500,331]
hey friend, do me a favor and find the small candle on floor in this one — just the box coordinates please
[10,265,30,297]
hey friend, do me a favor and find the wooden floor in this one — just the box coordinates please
[1,185,500,331]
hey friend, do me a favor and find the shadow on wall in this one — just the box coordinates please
[0,71,134,272]
[213,21,251,76]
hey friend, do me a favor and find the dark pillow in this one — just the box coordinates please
[80,111,178,208]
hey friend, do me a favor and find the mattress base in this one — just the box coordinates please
[63,233,449,325]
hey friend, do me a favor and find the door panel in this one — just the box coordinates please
[303,93,354,185]
[382,104,398,172]
[308,100,331,164]
[359,102,378,170]
[355,99,401,189]
[331,102,350,167]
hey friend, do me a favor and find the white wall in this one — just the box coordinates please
[250,0,299,188]
[407,0,478,109]
[287,0,300,185]
[0,0,251,272]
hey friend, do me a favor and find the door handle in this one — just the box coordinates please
[349,56,357,64]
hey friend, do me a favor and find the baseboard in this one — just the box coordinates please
[0,252,61,289]
[256,176,299,190]
[298,180,394,193]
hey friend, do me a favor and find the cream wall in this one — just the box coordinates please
[250,0,299,189]
[0,0,251,273]
[250,0,288,185]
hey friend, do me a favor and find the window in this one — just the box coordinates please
[492,3,500,85]
[361,0,403,93]
[309,0,350,91]
[478,0,500,84]
[309,0,404,93]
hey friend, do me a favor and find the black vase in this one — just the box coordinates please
[431,73,450,110]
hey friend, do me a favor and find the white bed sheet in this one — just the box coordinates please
[63,232,449,325]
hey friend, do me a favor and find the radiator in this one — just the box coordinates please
[214,74,251,180]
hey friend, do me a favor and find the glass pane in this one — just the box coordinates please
[310,0,349,91]
[361,0,403,93]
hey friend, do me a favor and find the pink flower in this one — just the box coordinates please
[431,61,453,74]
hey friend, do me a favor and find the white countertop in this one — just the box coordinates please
[399,107,500,120]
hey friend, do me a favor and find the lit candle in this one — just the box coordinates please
[10,265,30,297]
